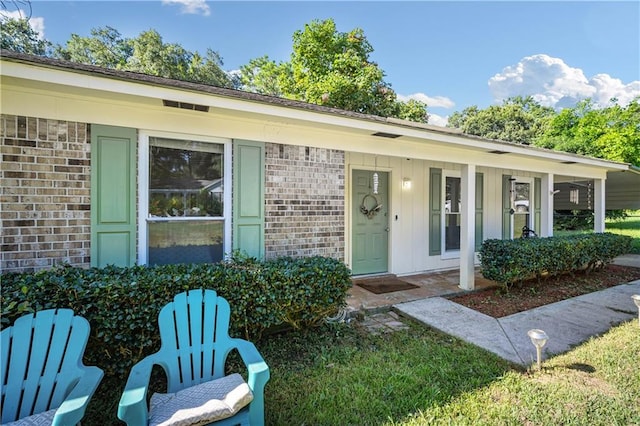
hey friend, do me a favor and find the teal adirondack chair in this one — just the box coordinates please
[118,289,270,426]
[1,309,104,425]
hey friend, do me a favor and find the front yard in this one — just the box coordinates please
[3,213,640,426]
[259,319,639,425]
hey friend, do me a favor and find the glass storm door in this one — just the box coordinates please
[512,180,532,238]
[444,176,461,252]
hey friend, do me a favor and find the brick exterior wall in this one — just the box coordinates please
[1,115,91,273]
[0,116,346,272]
[264,143,345,260]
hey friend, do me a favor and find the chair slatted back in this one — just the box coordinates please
[157,289,233,393]
[1,309,90,423]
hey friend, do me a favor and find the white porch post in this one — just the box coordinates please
[594,178,606,233]
[541,173,554,237]
[460,164,476,290]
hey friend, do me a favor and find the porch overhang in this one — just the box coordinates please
[606,167,640,210]
[554,166,640,211]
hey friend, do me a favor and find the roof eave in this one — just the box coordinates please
[0,50,632,173]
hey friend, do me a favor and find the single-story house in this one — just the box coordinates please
[1,51,638,289]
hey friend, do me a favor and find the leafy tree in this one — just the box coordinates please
[125,30,229,86]
[448,96,554,144]
[535,98,640,166]
[288,19,397,115]
[393,98,429,123]
[240,55,287,96]
[54,27,232,87]
[240,19,428,122]
[54,26,131,68]
[0,17,51,55]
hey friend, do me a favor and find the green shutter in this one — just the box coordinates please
[534,177,541,235]
[233,140,265,259]
[475,173,483,251]
[502,175,512,239]
[429,168,442,256]
[91,125,137,267]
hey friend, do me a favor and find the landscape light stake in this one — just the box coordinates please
[527,329,549,370]
[632,295,640,326]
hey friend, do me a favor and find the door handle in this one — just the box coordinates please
[385,227,390,232]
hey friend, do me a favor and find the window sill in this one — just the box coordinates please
[441,251,460,260]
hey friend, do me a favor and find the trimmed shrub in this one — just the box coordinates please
[0,256,352,378]
[479,233,632,289]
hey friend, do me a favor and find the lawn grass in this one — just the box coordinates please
[607,213,640,254]
[394,321,640,425]
[257,320,640,425]
[259,322,512,425]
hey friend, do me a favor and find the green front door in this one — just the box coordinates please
[352,170,389,275]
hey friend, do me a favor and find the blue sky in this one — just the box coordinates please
[12,1,640,125]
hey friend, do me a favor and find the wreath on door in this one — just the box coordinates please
[360,194,382,219]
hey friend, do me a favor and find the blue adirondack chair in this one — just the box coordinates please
[118,289,270,426]
[1,309,104,425]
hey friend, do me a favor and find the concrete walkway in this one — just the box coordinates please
[395,279,640,366]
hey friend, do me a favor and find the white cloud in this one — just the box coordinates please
[427,113,449,127]
[2,10,45,39]
[397,92,455,109]
[489,54,640,109]
[162,0,210,16]
[589,74,640,107]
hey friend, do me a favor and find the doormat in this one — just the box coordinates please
[355,278,420,294]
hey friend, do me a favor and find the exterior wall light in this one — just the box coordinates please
[632,295,640,326]
[527,329,549,370]
[402,178,412,190]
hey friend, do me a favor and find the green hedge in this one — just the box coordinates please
[479,233,632,289]
[0,255,352,378]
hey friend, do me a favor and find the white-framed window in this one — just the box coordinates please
[511,177,534,239]
[442,171,461,257]
[138,131,232,265]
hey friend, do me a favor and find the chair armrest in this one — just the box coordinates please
[232,338,270,389]
[118,356,158,426]
[232,339,269,426]
[53,366,104,426]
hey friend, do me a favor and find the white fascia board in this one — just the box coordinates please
[393,128,629,171]
[1,60,630,174]
[1,60,375,129]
